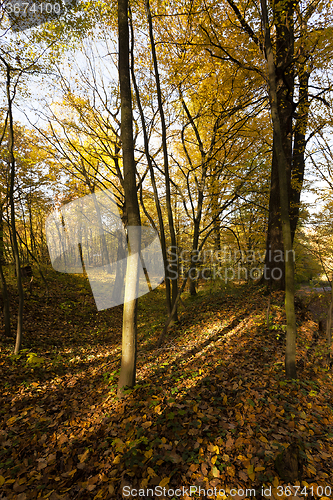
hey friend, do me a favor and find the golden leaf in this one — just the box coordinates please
[247,464,254,475]
[147,467,157,478]
[259,436,268,443]
[78,449,89,463]
[144,449,153,459]
[140,478,149,488]
[212,466,220,478]
[6,416,17,426]
[0,476,5,487]
[307,464,316,475]
[159,477,170,487]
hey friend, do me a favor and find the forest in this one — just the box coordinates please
[1,0,333,497]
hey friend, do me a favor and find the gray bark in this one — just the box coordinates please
[261,0,297,378]
[117,0,142,397]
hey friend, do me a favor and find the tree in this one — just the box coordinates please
[196,0,333,289]
[0,112,11,338]
[0,56,24,353]
[117,0,142,397]
[259,0,297,377]
[144,0,179,320]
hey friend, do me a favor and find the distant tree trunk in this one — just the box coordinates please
[0,206,11,337]
[261,0,297,378]
[213,216,221,252]
[89,187,112,274]
[189,212,202,296]
[112,231,126,303]
[15,230,48,293]
[117,0,142,397]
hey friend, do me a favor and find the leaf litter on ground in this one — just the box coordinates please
[0,272,333,499]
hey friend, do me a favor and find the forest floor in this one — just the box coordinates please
[0,269,333,500]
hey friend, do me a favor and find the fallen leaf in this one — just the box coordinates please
[159,477,170,487]
[141,421,152,428]
[212,466,220,478]
[147,467,157,478]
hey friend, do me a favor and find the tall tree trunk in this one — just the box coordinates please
[117,0,142,397]
[129,15,172,315]
[262,0,295,290]
[145,0,178,320]
[326,279,333,363]
[179,90,209,295]
[4,64,24,354]
[262,0,311,290]
[211,174,221,252]
[290,67,310,242]
[0,206,11,337]
[261,0,297,378]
